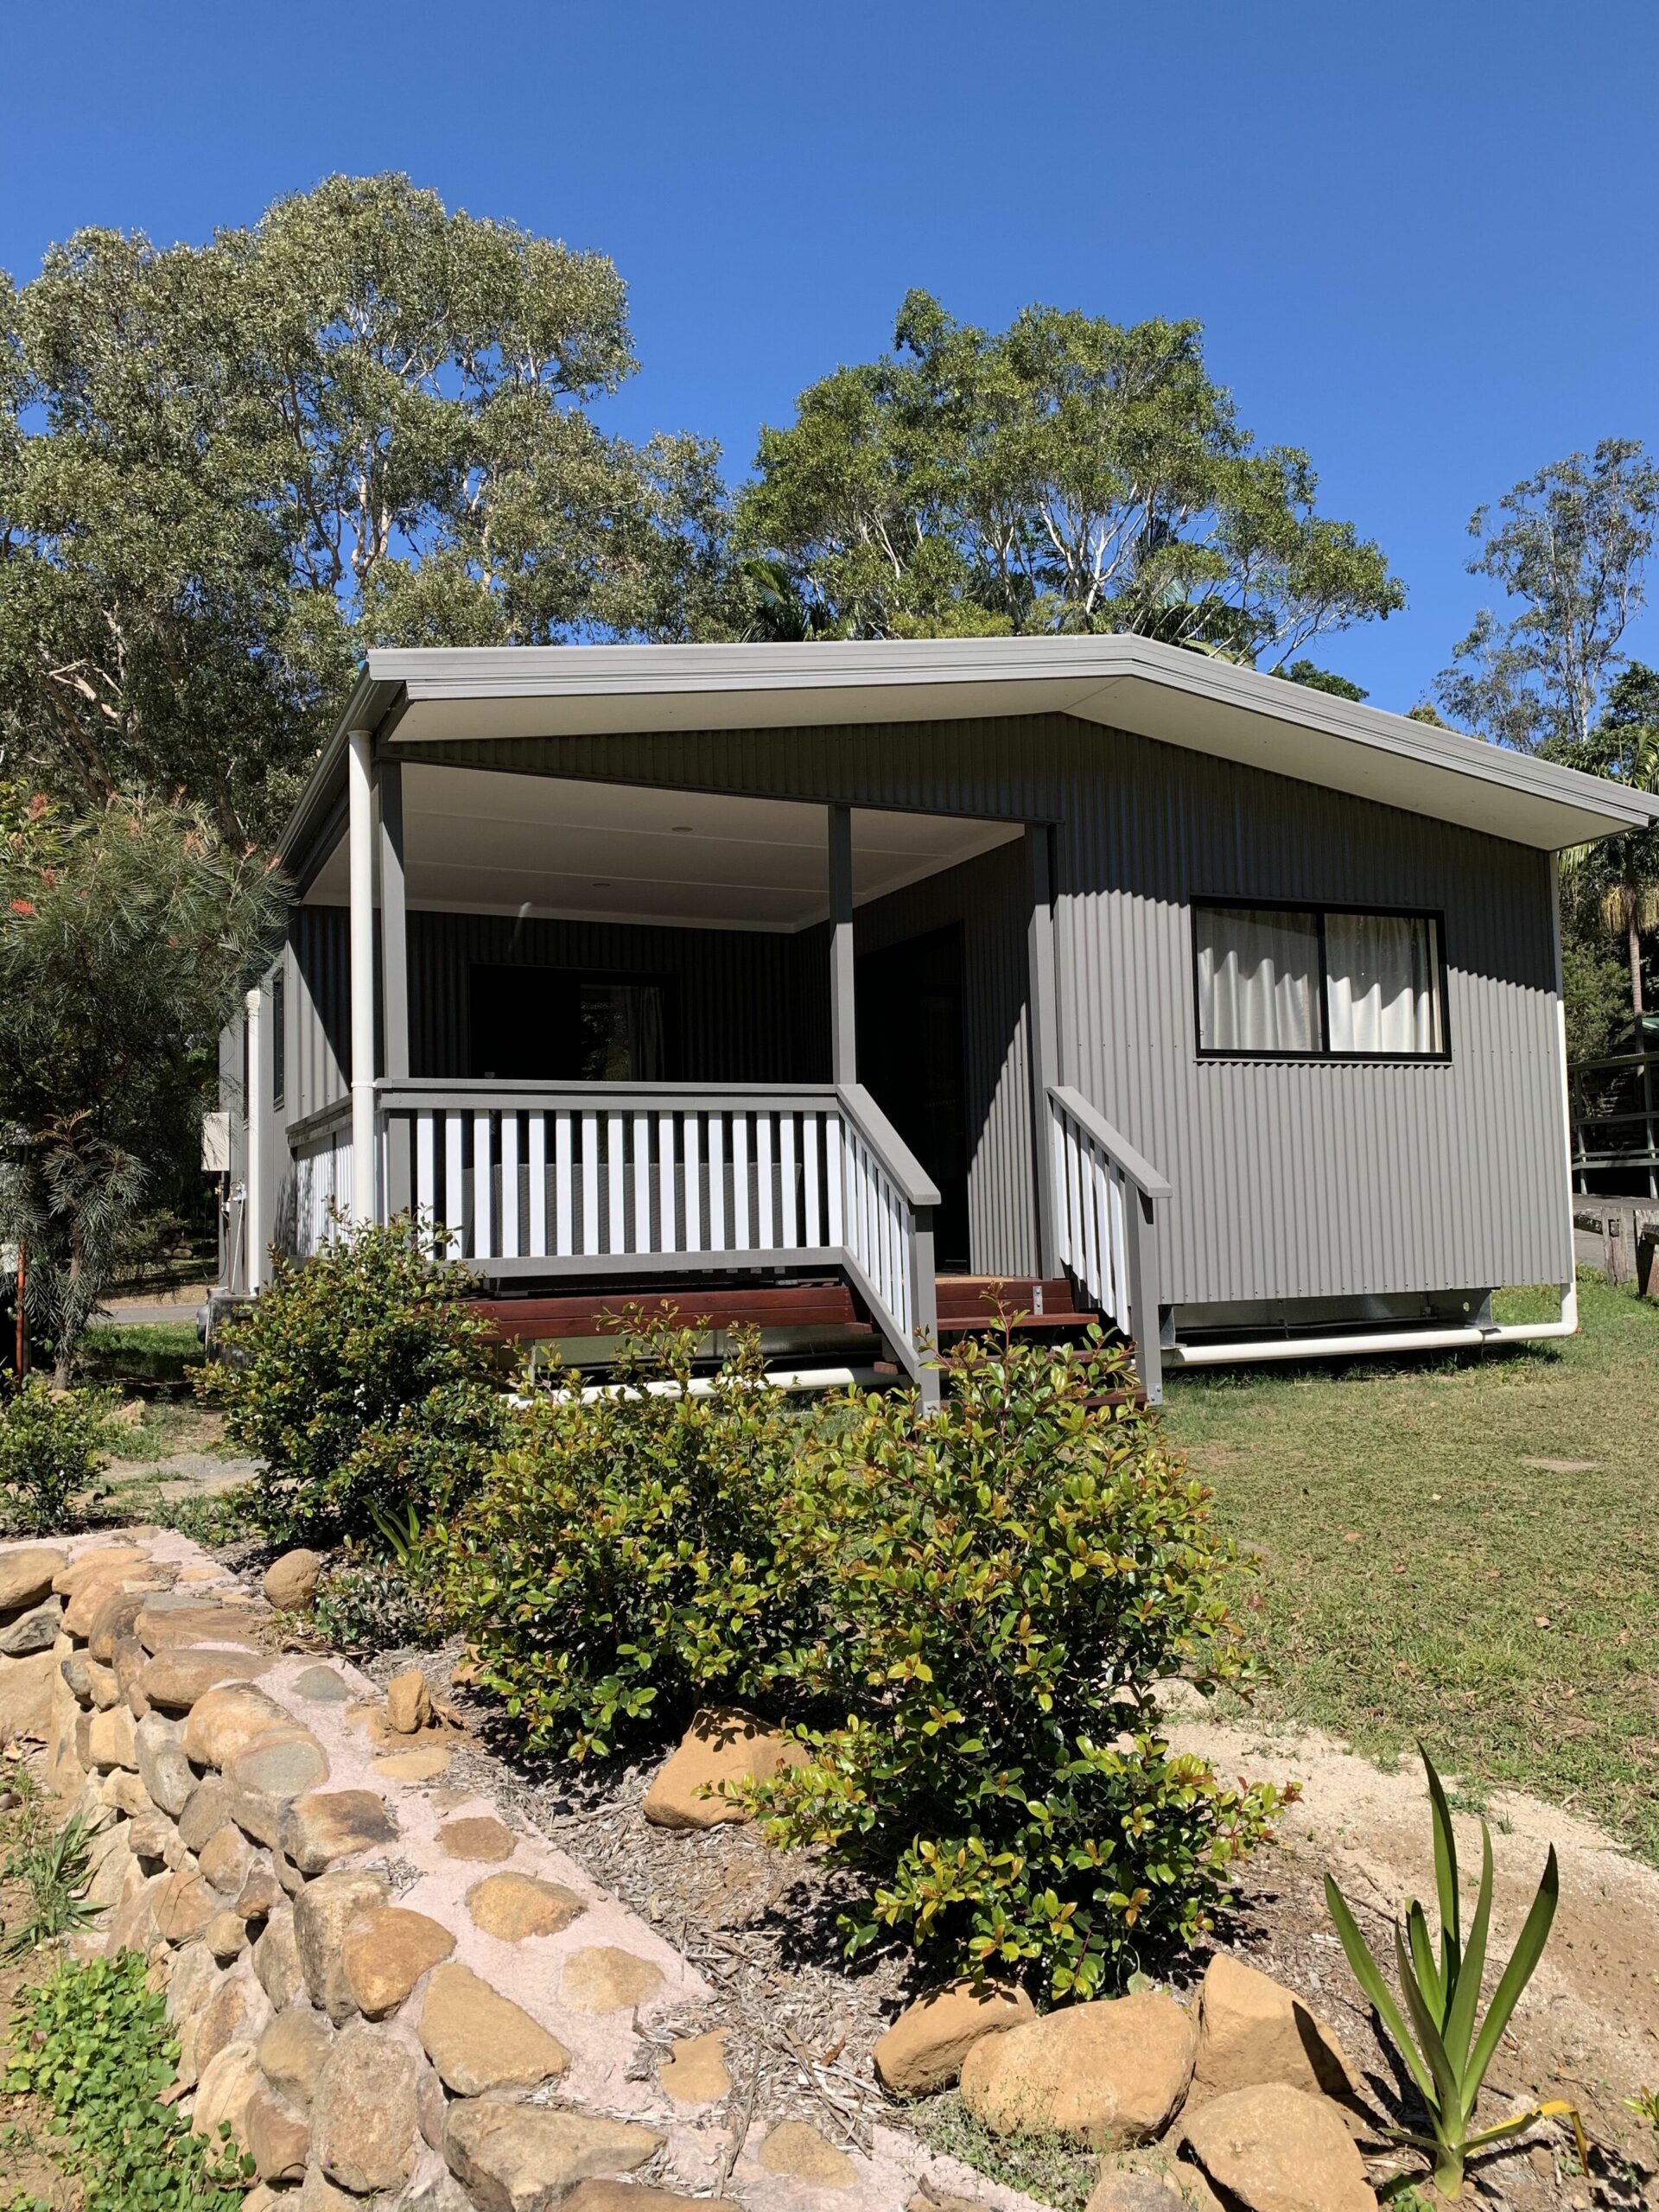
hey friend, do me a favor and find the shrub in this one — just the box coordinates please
[744,1332,1286,1999]
[205,1216,499,1546]
[0,1379,111,1533]
[439,1314,811,1759]
[3,1948,251,2210]
[311,1555,448,1654]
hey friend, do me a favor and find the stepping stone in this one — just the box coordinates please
[467,1872,586,1942]
[0,1546,67,1612]
[561,1945,664,2015]
[343,1905,455,2018]
[442,2105,658,2209]
[281,1789,398,1874]
[372,1745,450,1783]
[292,1665,351,1702]
[438,1814,515,1862]
[418,1961,569,2095]
[758,2120,857,2189]
[660,2029,731,2103]
[141,1647,274,1711]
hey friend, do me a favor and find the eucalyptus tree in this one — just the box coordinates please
[0,175,727,846]
[1436,439,1659,753]
[734,289,1404,661]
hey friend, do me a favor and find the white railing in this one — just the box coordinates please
[1048,1084,1169,1399]
[292,1109,355,1261]
[365,1080,942,1399]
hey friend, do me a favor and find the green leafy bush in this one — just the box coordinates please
[744,1332,1285,1999]
[439,1315,811,1759]
[312,1554,447,1653]
[205,1216,500,1546]
[3,1949,251,2210]
[0,1379,111,1533]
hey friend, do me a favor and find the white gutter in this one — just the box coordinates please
[1165,1301,1577,1370]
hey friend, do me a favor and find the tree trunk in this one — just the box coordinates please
[1630,904,1646,1021]
[54,1230,79,1390]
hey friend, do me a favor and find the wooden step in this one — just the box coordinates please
[475,1283,872,1344]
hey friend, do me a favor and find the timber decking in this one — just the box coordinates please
[473,1274,1090,1344]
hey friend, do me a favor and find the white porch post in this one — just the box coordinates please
[347,728,378,1224]
[244,984,264,1290]
[828,804,856,1082]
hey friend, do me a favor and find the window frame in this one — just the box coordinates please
[1191,896,1452,1065]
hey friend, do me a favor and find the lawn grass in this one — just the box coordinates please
[1160,1272,1659,1866]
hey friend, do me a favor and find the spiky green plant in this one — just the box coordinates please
[1325,1748,1585,2198]
[2,1810,107,1956]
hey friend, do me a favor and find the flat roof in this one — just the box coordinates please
[282,634,1659,868]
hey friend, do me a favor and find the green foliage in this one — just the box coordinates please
[1560,925,1630,1065]
[0,174,728,844]
[207,1216,500,1546]
[1556,663,1659,1033]
[1437,441,1659,753]
[311,1554,446,1654]
[151,1481,264,1548]
[1626,2085,1659,2134]
[2,1810,105,1957]
[0,1379,111,1533]
[1325,1745,1582,2196]
[0,789,282,1381]
[745,1332,1283,1998]
[907,2089,1097,2210]
[735,289,1402,659]
[1281,658,1368,701]
[439,1315,810,1759]
[3,1949,251,2211]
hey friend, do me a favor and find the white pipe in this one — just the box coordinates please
[515,1364,883,1408]
[243,988,263,1291]
[346,728,377,1225]
[1165,1313,1577,1370]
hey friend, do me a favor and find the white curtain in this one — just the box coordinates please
[1325,912,1441,1053]
[1196,907,1319,1052]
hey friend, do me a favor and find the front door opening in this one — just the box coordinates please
[856,925,970,1272]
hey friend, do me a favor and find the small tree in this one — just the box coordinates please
[0,787,282,1381]
[1556,664,1659,1026]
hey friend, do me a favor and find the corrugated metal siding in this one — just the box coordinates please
[291,907,349,1121]
[344,711,1573,1301]
[854,842,1037,1275]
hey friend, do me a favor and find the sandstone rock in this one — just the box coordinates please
[199,1821,257,1897]
[205,1909,249,1963]
[182,1681,289,1769]
[1192,1955,1358,2105]
[0,1545,67,1611]
[293,1664,351,1701]
[60,1649,92,1702]
[758,2120,857,2188]
[86,1658,120,1709]
[104,1870,168,1960]
[245,2085,311,2182]
[226,1726,331,1845]
[235,1858,283,1922]
[196,1961,273,2072]
[344,1905,455,2018]
[0,1648,57,1743]
[466,1870,585,1942]
[294,1868,391,2022]
[264,1549,322,1611]
[53,1546,148,1599]
[563,2189,706,2212]
[254,1904,307,2011]
[153,1867,213,1946]
[258,2002,334,2109]
[641,1704,801,1829]
[442,2101,660,2212]
[386,1669,433,1734]
[418,1961,569,2094]
[874,1978,1036,2096]
[126,1815,173,1865]
[372,1745,450,1783]
[561,1945,664,2015]
[959,1989,1195,2148]
[1181,2083,1377,2212]
[311,2020,421,2195]
[107,1765,154,1817]
[111,1633,151,1716]
[0,1594,61,1656]
[1085,2174,1196,2212]
[88,1702,139,1771]
[134,1596,266,1654]
[167,1940,222,2082]
[437,1813,514,1862]
[191,2039,262,2152]
[404,2174,478,2212]
[282,1787,398,1874]
[86,1827,141,1910]
[89,1586,153,1665]
[660,2028,731,2103]
[141,1647,273,1711]
[298,2172,359,2212]
[63,1567,165,1640]
[176,1776,231,1850]
[136,1713,193,1816]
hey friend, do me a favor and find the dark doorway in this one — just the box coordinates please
[856,925,970,1271]
[469,965,671,1082]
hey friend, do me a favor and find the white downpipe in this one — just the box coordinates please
[1165,1314,1577,1369]
[243,986,262,1292]
[347,728,377,1225]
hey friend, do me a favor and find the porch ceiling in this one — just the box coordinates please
[302,765,1022,930]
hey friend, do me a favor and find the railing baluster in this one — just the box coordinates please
[473,1111,494,1260]
[756,1112,774,1249]
[779,1112,798,1249]
[416,1112,435,1252]
[658,1111,677,1253]
[1105,1159,1129,1334]
[825,1113,843,1246]
[606,1113,624,1255]
[444,1113,465,1259]
[500,1109,520,1261]
[632,1112,652,1254]
[579,1110,596,1256]
[732,1112,750,1249]
[708,1111,726,1252]
[684,1112,702,1252]
[803,1112,821,1248]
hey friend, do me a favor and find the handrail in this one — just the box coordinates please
[835,1083,943,1211]
[376,1077,840,1113]
[1047,1084,1171,1199]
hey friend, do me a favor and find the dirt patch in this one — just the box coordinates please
[0,1776,79,2210]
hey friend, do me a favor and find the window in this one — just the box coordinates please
[1194,903,1446,1058]
[270,967,286,1110]
[468,965,671,1082]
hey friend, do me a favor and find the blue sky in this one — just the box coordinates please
[3,0,1656,713]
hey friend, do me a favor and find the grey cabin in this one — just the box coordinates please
[217,636,1658,1402]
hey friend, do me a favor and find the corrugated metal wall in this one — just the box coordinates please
[338,711,1573,1302]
